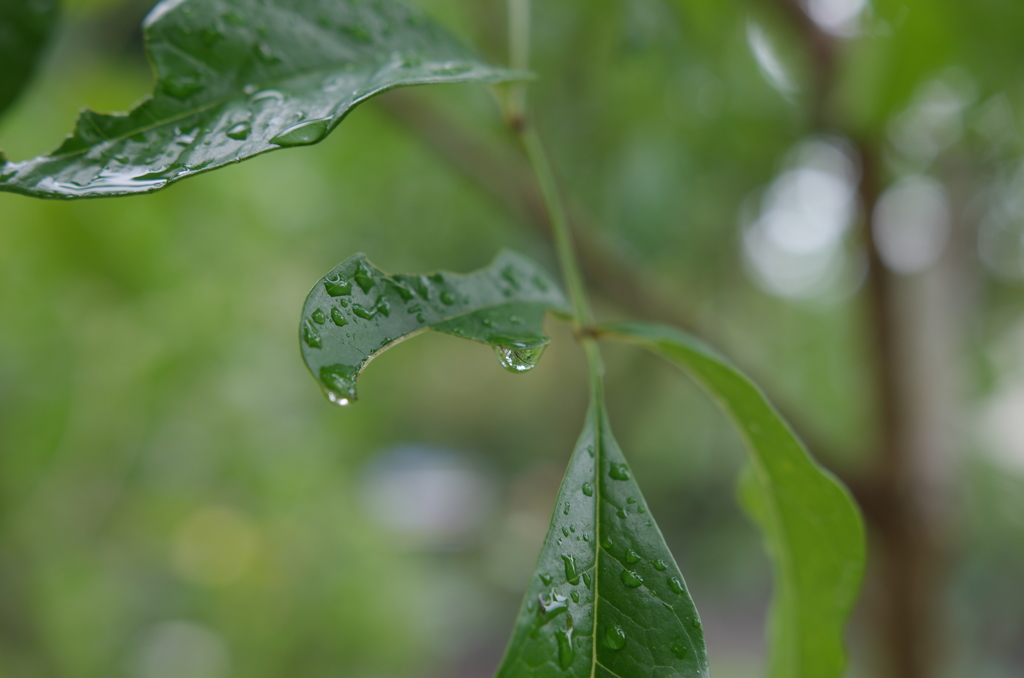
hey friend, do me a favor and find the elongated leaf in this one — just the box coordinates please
[598,322,865,678]
[494,383,710,678]
[0,0,58,118]
[301,251,569,405]
[0,0,524,199]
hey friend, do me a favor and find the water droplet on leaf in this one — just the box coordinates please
[556,622,575,669]
[330,308,347,326]
[609,463,630,480]
[620,570,643,588]
[540,573,553,586]
[624,549,640,565]
[652,559,667,571]
[668,577,685,594]
[271,118,331,147]
[561,554,579,585]
[604,625,627,650]
[440,291,456,305]
[582,482,594,496]
[538,589,568,615]
[226,122,251,140]
[302,320,322,348]
[671,643,688,660]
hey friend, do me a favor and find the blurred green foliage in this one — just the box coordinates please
[2,1,1024,678]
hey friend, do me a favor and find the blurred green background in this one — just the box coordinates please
[2,0,1024,677]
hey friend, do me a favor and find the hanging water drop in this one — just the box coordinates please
[494,344,546,373]
[604,625,627,651]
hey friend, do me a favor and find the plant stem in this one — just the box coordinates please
[505,0,595,336]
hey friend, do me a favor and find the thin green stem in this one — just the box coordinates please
[506,0,595,335]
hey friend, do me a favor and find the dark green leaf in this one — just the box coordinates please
[598,322,865,678]
[301,251,569,405]
[0,0,58,118]
[494,384,710,678]
[0,0,524,199]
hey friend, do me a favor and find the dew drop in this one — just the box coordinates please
[556,622,575,669]
[624,549,640,565]
[416,313,426,323]
[620,570,643,588]
[311,309,326,324]
[626,497,637,504]
[652,559,667,571]
[562,527,569,537]
[601,535,613,550]
[609,463,630,481]
[494,344,545,373]
[638,506,646,514]
[322,272,351,297]
[582,534,590,542]
[319,364,358,405]
[570,591,579,603]
[440,291,456,305]
[569,525,575,533]
[271,118,331,147]
[691,618,701,629]
[352,303,376,320]
[538,589,568,615]
[617,507,628,519]
[563,502,570,515]
[500,264,521,290]
[561,554,579,585]
[586,445,594,457]
[302,320,322,348]
[248,89,284,106]
[582,482,594,497]
[391,280,415,301]
[604,625,627,650]
[330,308,347,326]
[671,643,688,660]
[540,573,553,586]
[226,122,251,140]
[668,577,685,594]
[582,572,592,589]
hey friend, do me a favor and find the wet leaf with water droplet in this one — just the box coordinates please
[598,322,866,678]
[0,0,58,118]
[493,388,709,677]
[0,0,528,198]
[301,251,568,405]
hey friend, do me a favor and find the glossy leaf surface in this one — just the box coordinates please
[301,251,568,405]
[599,322,865,678]
[494,385,710,678]
[0,0,58,118]
[0,0,523,198]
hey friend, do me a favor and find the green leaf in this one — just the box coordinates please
[495,384,710,678]
[0,0,524,199]
[0,0,58,118]
[598,322,865,678]
[301,250,569,405]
